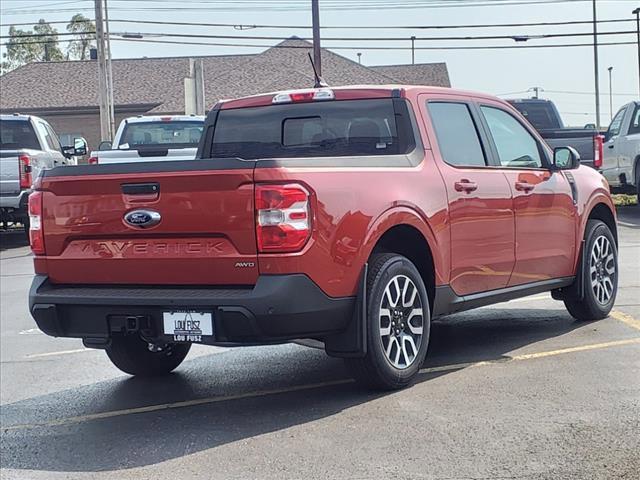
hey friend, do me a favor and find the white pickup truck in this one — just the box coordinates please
[1,114,85,231]
[89,115,205,164]
[601,101,640,202]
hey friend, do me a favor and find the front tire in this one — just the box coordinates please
[345,253,431,390]
[106,335,191,376]
[564,219,618,321]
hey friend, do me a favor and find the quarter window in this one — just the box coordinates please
[427,102,486,167]
[628,106,640,136]
[481,106,543,169]
[607,107,626,138]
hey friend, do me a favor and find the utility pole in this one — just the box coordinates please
[633,7,640,96]
[411,36,416,64]
[311,0,322,77]
[528,86,543,99]
[592,0,601,129]
[607,66,613,121]
[104,0,115,137]
[94,0,111,142]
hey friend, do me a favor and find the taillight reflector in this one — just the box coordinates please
[255,183,311,253]
[593,134,604,169]
[88,156,99,165]
[18,154,32,189]
[28,191,45,255]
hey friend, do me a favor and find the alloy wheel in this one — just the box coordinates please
[590,235,615,305]
[379,275,424,369]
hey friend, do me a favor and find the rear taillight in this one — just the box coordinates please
[28,191,45,255]
[255,183,311,253]
[593,134,604,169]
[88,156,98,165]
[18,154,32,188]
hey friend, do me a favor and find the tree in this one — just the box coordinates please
[1,19,63,74]
[66,14,96,60]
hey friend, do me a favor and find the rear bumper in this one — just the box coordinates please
[29,274,356,345]
[0,189,29,212]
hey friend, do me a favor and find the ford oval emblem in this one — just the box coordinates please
[124,209,161,228]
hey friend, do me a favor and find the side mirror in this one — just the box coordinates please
[553,146,580,170]
[98,140,112,151]
[73,137,87,156]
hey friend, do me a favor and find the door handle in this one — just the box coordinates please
[515,181,535,193]
[608,144,615,149]
[454,179,478,193]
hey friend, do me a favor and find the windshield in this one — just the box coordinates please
[0,120,40,150]
[119,120,204,149]
[210,99,415,160]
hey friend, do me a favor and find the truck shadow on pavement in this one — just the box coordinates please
[0,229,29,252]
[1,307,587,472]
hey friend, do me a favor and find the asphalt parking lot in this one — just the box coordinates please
[1,207,639,480]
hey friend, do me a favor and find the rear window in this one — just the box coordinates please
[210,99,415,160]
[508,101,561,130]
[119,121,204,149]
[0,120,40,150]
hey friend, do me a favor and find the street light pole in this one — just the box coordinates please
[607,66,613,121]
[411,36,416,65]
[592,0,601,129]
[633,7,640,96]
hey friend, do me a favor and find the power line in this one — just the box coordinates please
[2,29,635,41]
[0,0,607,15]
[1,17,635,30]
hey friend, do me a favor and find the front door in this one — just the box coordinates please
[424,99,515,296]
[478,104,576,286]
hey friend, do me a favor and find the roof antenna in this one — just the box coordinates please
[308,52,328,88]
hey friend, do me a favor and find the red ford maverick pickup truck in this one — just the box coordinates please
[28,85,618,389]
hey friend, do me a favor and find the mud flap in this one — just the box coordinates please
[552,238,585,301]
[324,264,368,358]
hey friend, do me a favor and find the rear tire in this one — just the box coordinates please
[106,335,191,376]
[564,219,618,321]
[345,253,431,390]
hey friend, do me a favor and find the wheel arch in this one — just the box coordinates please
[368,222,437,313]
[586,202,618,246]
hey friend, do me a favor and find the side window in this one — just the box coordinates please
[45,124,62,151]
[427,102,487,167]
[607,107,626,138]
[481,106,543,169]
[35,121,56,150]
[628,106,640,136]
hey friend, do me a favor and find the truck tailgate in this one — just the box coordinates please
[39,160,258,286]
[0,151,20,197]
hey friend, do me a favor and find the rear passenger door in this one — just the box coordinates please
[477,103,576,286]
[423,99,515,296]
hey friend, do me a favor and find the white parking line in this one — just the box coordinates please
[617,221,637,228]
[25,348,92,359]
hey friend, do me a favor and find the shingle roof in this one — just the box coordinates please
[370,63,450,88]
[0,38,450,114]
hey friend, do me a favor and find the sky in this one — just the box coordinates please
[1,0,638,128]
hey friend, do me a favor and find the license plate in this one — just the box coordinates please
[162,310,213,343]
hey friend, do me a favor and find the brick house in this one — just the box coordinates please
[0,38,450,150]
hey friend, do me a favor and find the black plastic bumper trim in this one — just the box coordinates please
[29,274,356,346]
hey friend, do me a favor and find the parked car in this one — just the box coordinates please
[27,86,618,390]
[507,98,604,170]
[0,114,86,231]
[88,115,205,164]
[601,101,640,201]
